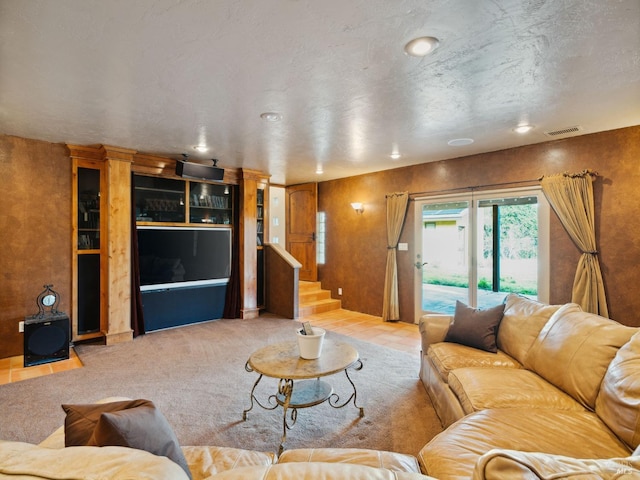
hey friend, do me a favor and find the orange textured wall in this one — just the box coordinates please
[318,126,640,327]
[0,136,72,358]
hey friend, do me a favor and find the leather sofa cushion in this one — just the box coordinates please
[278,447,421,473]
[422,355,467,428]
[448,368,585,415]
[207,463,435,479]
[473,449,640,480]
[418,408,631,480]
[182,446,275,477]
[596,331,640,451]
[496,294,564,364]
[0,440,190,480]
[524,305,638,409]
[428,343,520,383]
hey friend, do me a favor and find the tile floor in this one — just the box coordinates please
[298,309,421,354]
[0,348,83,385]
[0,309,420,385]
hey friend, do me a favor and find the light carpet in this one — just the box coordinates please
[0,315,442,456]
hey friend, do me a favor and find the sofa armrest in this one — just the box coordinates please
[419,314,453,353]
[473,449,640,480]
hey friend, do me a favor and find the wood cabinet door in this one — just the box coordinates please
[286,183,317,281]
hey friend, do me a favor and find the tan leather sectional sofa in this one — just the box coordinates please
[417,293,640,479]
[0,397,436,479]
[0,439,435,479]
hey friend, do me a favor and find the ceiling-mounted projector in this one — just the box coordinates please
[175,156,224,181]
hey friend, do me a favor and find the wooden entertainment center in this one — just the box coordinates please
[69,144,269,344]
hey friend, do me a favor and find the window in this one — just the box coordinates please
[316,211,326,265]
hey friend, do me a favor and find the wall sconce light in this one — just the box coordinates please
[351,202,364,214]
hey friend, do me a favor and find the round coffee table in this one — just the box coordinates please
[242,339,364,453]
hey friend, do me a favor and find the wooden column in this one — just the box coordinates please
[239,169,270,319]
[101,145,135,344]
[67,144,135,344]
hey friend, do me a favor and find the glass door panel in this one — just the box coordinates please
[417,200,471,316]
[476,196,539,308]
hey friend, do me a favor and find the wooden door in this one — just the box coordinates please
[286,183,317,281]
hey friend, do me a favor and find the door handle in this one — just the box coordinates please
[311,232,316,241]
[414,261,428,270]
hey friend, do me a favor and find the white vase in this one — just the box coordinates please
[296,327,326,359]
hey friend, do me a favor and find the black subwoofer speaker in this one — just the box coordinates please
[24,314,70,367]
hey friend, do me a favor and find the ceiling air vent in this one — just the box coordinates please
[544,125,583,137]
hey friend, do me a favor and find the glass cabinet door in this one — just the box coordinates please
[189,182,232,224]
[76,166,102,335]
[77,168,101,250]
[134,175,186,223]
[256,187,264,246]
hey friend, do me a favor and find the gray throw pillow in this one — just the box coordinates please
[444,300,505,353]
[91,403,192,479]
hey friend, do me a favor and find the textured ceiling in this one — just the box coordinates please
[1,0,639,185]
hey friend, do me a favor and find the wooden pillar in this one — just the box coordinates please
[101,145,135,344]
[239,169,270,319]
[67,144,135,345]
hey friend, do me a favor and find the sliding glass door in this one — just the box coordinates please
[414,187,549,320]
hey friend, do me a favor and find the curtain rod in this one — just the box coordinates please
[408,178,541,200]
[406,170,599,200]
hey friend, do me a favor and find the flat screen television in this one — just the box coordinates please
[137,226,231,291]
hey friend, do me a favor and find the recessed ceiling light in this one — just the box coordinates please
[513,124,534,134]
[390,152,401,160]
[315,165,324,174]
[447,138,474,147]
[260,112,282,122]
[404,36,440,57]
[193,145,208,153]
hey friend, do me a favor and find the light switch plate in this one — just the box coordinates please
[398,243,408,251]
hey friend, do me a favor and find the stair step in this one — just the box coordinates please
[299,289,332,303]
[298,281,322,292]
[299,298,343,317]
[298,281,341,317]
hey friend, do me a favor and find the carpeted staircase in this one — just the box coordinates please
[299,281,341,317]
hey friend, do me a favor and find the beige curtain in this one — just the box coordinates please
[382,192,409,321]
[540,170,608,317]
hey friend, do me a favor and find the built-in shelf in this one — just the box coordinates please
[133,174,234,226]
[73,165,103,340]
[189,182,232,224]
